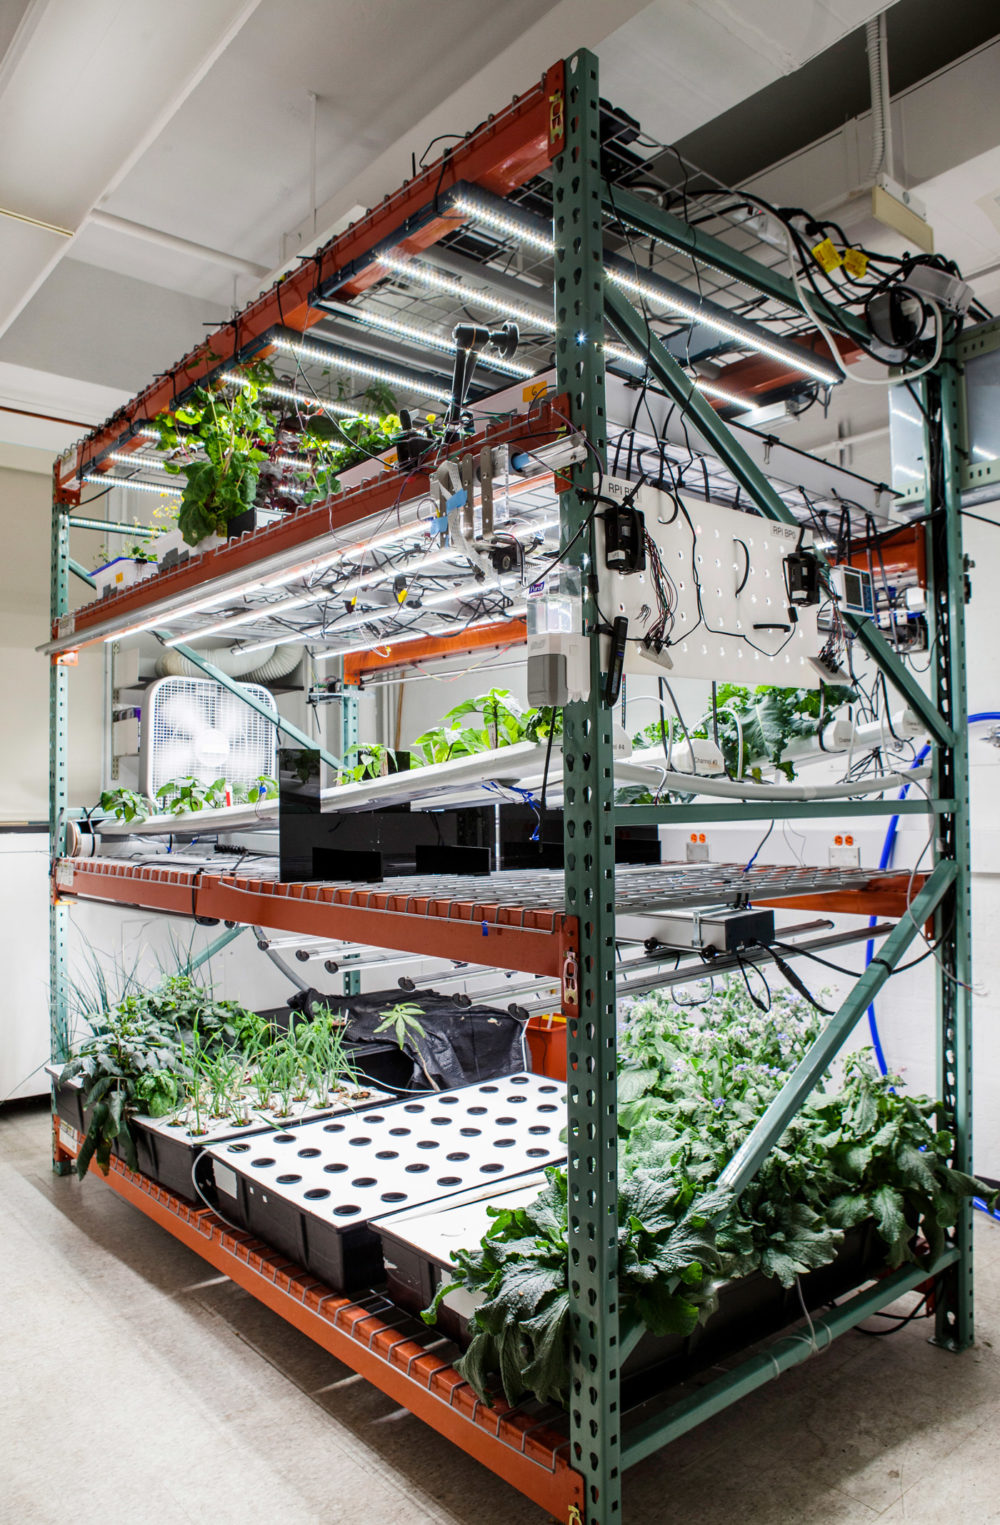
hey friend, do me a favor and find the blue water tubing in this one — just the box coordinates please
[865,713,1000,1221]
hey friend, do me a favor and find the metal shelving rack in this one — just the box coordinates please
[45,46,972,1524]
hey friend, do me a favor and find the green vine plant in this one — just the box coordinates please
[296,380,401,504]
[374,1001,440,1091]
[631,682,857,784]
[151,359,277,546]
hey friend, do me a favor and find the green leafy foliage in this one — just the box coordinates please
[99,788,151,824]
[375,1001,440,1091]
[151,359,276,546]
[59,1005,183,1177]
[632,683,857,781]
[426,977,993,1408]
[97,775,277,823]
[411,689,560,766]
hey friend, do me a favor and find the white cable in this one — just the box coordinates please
[631,763,930,802]
[783,227,944,389]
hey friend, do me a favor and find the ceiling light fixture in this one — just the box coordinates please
[83,474,180,499]
[317,303,535,379]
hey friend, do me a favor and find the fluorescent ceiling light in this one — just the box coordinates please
[271,334,452,405]
[451,196,556,255]
[107,451,175,472]
[379,254,556,333]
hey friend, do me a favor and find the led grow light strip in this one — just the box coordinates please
[221,372,358,418]
[379,254,556,333]
[270,334,452,405]
[317,304,535,379]
[107,451,176,472]
[426,202,843,387]
[312,603,528,664]
[83,474,180,499]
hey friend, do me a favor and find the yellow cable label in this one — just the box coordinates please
[842,246,869,279]
[811,237,843,273]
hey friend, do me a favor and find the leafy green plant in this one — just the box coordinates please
[344,743,399,783]
[155,776,229,815]
[632,683,857,781]
[375,1001,440,1091]
[152,359,276,546]
[59,1007,183,1177]
[295,382,400,503]
[412,689,540,766]
[99,788,152,824]
[425,977,994,1407]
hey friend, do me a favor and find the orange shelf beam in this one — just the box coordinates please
[345,617,527,683]
[54,1121,583,1523]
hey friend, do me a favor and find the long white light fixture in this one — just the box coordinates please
[101,521,433,643]
[107,450,176,472]
[222,372,358,418]
[317,304,535,379]
[313,602,528,665]
[166,548,458,649]
[414,204,843,389]
[271,334,452,405]
[83,473,180,499]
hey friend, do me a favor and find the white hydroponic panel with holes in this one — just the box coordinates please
[200,1073,567,1290]
[596,480,823,687]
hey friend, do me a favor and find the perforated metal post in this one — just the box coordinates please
[49,500,71,1167]
[926,355,974,1349]
[555,49,621,1523]
[341,685,362,998]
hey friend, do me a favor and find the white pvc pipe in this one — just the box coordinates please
[637,763,931,802]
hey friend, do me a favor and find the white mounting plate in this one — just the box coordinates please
[596,480,823,687]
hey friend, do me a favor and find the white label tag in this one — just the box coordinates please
[57,613,76,638]
[55,862,74,890]
[213,1161,238,1198]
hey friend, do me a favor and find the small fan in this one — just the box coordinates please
[140,677,277,798]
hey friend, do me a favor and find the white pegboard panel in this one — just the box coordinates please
[597,480,823,687]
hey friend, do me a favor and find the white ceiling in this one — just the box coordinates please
[0,0,992,474]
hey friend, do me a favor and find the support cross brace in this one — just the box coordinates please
[603,284,954,749]
[718,859,956,1199]
[166,639,342,771]
[600,181,870,347]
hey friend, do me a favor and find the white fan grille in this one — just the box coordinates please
[141,677,278,798]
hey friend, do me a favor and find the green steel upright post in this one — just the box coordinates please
[49,499,72,1169]
[555,49,621,1523]
[926,355,974,1349]
[341,685,361,998]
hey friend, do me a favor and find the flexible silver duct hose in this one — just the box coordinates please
[246,644,304,683]
[866,13,890,184]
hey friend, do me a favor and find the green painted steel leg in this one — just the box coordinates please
[602,283,953,749]
[927,357,974,1351]
[341,688,361,998]
[50,505,71,1172]
[556,48,622,1524]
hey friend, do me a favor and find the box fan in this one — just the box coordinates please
[140,677,277,798]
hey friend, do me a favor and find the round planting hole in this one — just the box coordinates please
[351,1177,377,1188]
[375,1149,398,1161]
[276,1173,301,1185]
[417,1140,439,1150]
[381,1192,407,1203]
[403,1104,425,1114]
[323,1162,348,1174]
[527,1147,548,1158]
[510,1077,530,1086]
[480,1162,503,1173]
[251,1157,275,1168]
[504,1095,527,1104]
[446,1151,470,1162]
[388,1127,410,1137]
[227,1143,250,1153]
[467,1106,487,1116]
[439,1096,459,1106]
[333,1204,361,1217]
[459,1127,481,1137]
[297,1147,320,1158]
[363,1114,385,1123]
[479,1085,499,1094]
[496,1116,516,1126]
[539,1084,559,1093]
[323,1122,346,1133]
[273,1134,296,1144]
[437,1176,462,1187]
[528,1125,550,1135]
[405,1163,429,1174]
[304,1188,330,1200]
[430,1117,452,1127]
[537,1104,559,1113]
[348,1136,372,1147]
[494,1138,516,1148]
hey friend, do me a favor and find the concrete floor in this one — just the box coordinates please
[3,1100,1000,1525]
